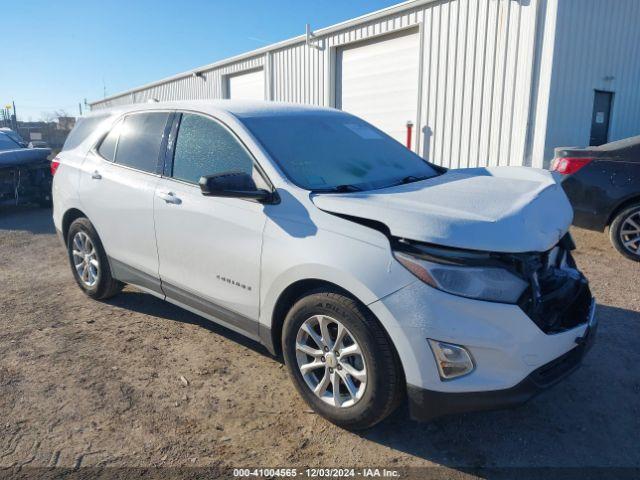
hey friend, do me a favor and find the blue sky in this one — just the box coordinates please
[2,0,400,121]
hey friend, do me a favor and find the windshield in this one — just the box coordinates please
[240,112,438,191]
[0,129,25,146]
[0,133,22,152]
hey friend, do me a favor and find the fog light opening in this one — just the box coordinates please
[428,339,475,380]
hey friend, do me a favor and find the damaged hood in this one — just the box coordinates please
[312,167,573,253]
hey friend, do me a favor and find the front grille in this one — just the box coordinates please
[518,249,593,334]
[559,284,593,330]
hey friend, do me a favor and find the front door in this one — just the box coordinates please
[590,90,613,146]
[153,113,268,339]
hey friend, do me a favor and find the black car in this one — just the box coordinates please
[0,130,53,207]
[551,135,640,261]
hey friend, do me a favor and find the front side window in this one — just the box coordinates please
[171,113,253,184]
[113,112,170,173]
[240,111,439,191]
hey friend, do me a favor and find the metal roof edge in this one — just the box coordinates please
[89,0,437,106]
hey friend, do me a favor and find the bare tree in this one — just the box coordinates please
[41,109,70,123]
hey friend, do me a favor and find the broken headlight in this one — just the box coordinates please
[393,242,529,303]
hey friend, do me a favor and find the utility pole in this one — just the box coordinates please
[12,100,17,131]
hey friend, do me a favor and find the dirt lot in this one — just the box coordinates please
[1,206,639,475]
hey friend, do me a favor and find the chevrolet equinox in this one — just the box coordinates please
[52,101,597,429]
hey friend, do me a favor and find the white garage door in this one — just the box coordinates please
[336,31,420,147]
[226,69,265,100]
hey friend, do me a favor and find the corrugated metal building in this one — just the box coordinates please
[89,0,640,169]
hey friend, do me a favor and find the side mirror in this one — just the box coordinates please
[198,171,272,201]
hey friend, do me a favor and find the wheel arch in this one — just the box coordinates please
[606,194,640,227]
[265,278,406,390]
[266,279,352,357]
[61,207,88,243]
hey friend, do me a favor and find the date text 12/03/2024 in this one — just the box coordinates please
[233,468,401,478]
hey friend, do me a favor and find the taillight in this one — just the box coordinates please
[50,157,61,176]
[550,157,593,175]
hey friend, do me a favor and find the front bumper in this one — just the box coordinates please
[407,300,597,421]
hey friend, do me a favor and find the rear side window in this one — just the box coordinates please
[171,113,253,184]
[113,112,170,173]
[97,119,123,161]
[63,115,108,151]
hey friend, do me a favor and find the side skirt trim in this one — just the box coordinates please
[108,257,263,346]
[109,257,163,295]
[161,281,260,342]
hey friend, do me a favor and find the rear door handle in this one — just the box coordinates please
[91,170,102,180]
[157,191,182,205]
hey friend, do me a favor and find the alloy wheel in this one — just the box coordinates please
[620,210,640,256]
[72,231,99,287]
[295,315,367,408]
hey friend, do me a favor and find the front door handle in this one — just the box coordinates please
[91,170,102,180]
[157,191,182,205]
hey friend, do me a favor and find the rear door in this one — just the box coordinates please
[78,111,172,292]
[153,112,268,339]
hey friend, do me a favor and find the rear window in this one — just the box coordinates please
[63,115,109,151]
[113,112,170,173]
[97,118,123,162]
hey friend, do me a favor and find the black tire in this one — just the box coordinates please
[609,202,640,262]
[282,290,404,430]
[66,217,124,299]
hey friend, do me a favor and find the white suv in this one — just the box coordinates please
[52,101,597,429]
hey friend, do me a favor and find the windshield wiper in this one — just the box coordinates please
[403,175,431,183]
[315,184,363,193]
[390,175,430,187]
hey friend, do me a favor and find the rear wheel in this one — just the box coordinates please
[282,291,404,430]
[67,217,124,299]
[609,203,640,262]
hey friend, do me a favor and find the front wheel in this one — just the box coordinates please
[67,217,124,299]
[609,203,640,262]
[282,291,404,430]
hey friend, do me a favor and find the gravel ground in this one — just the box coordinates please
[0,206,639,474]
